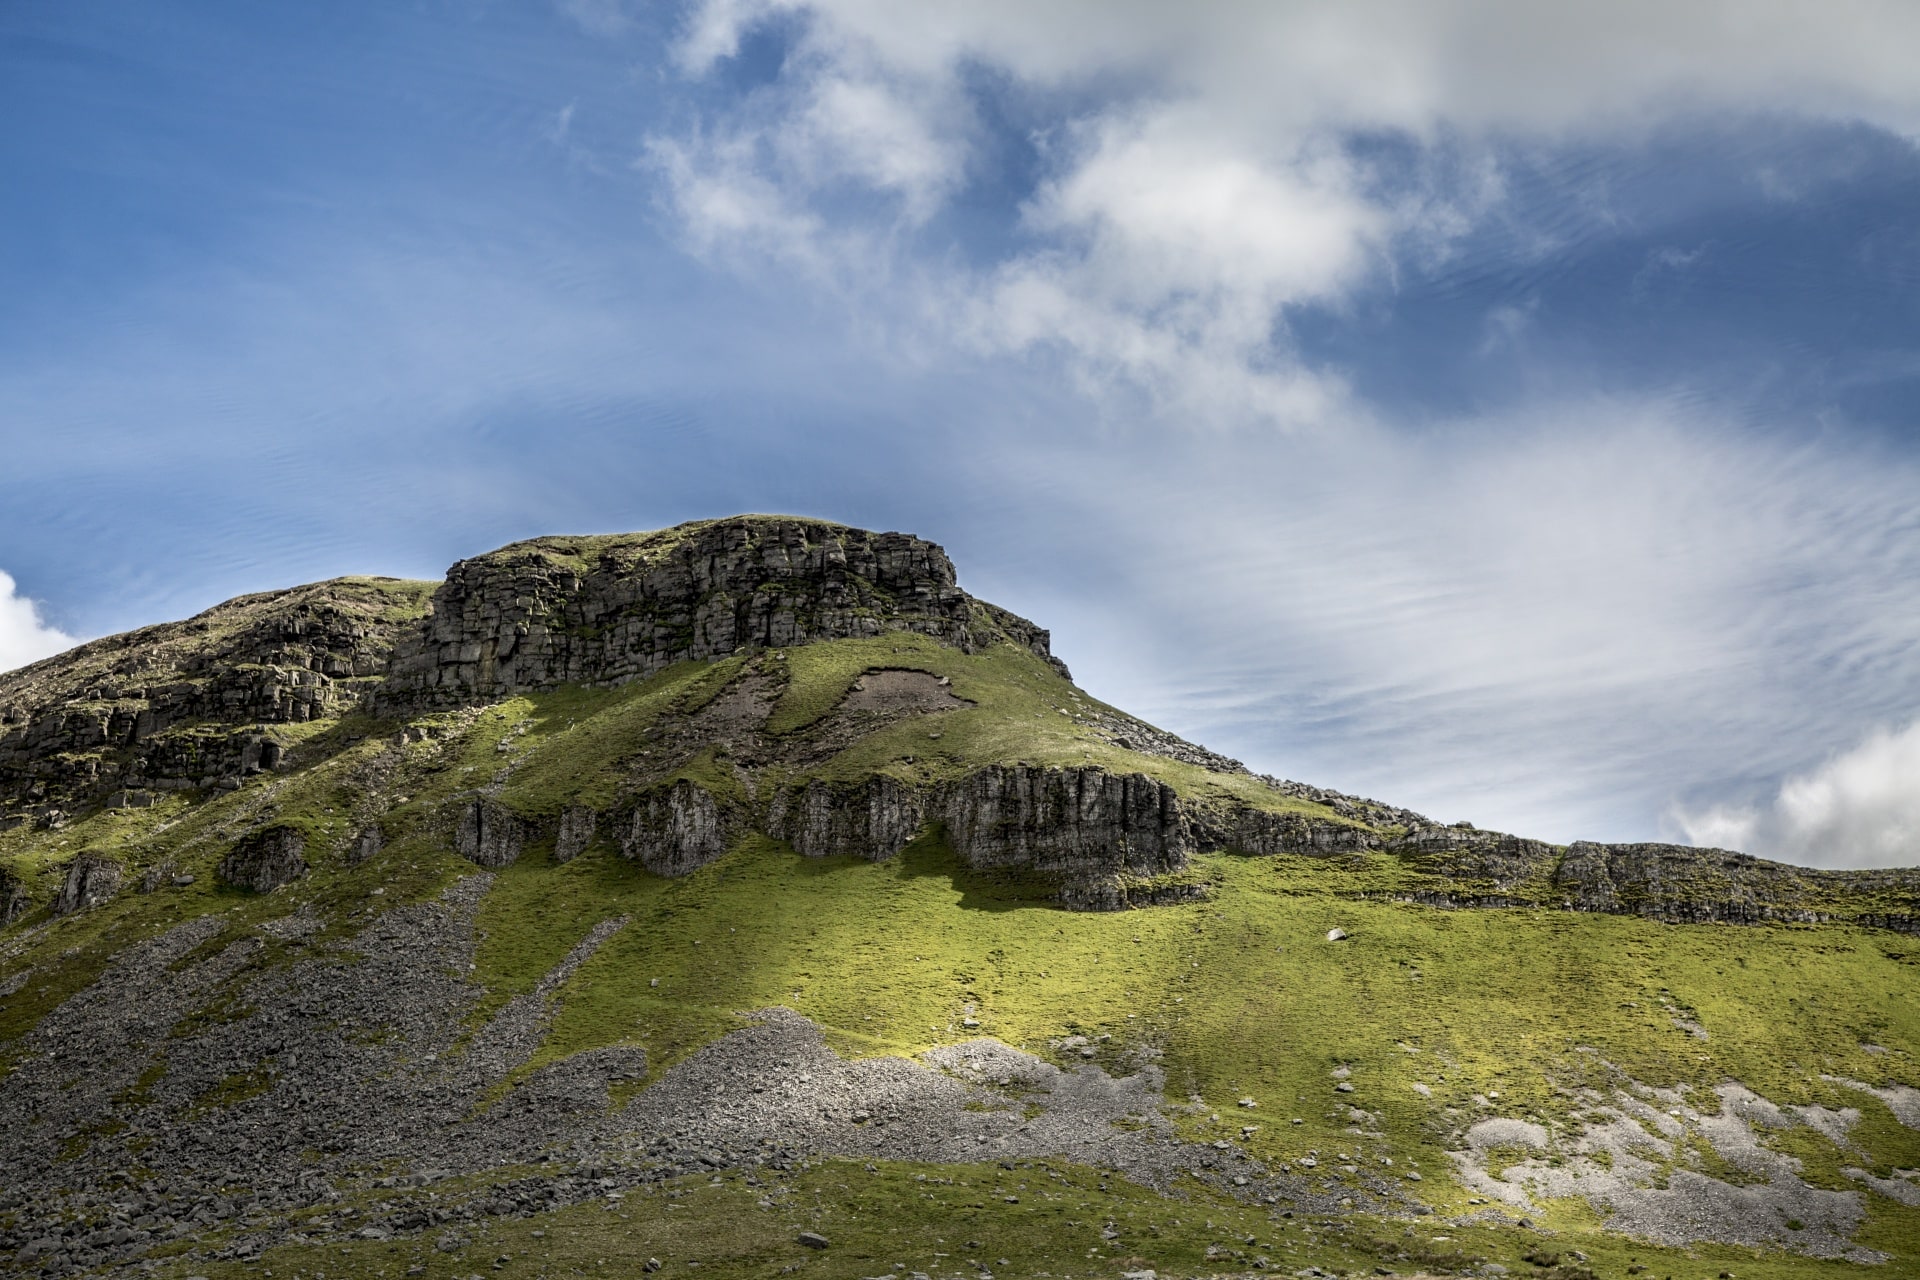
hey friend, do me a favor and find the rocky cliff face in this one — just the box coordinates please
[380,518,1067,708]
[942,765,1190,879]
[765,775,928,862]
[621,780,742,877]
[217,826,309,894]
[0,577,434,827]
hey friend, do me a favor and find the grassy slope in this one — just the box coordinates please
[4,638,1919,1276]
[140,1157,1881,1280]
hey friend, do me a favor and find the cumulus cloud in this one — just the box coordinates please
[1675,720,1920,868]
[0,571,76,674]
[642,1,1920,430]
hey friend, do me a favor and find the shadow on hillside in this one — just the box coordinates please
[891,826,1060,914]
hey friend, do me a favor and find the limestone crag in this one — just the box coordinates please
[1389,825,1561,899]
[941,765,1191,878]
[765,776,927,861]
[554,805,598,863]
[1552,842,1902,928]
[381,518,1067,708]
[0,578,434,824]
[53,853,122,917]
[217,826,310,894]
[1218,807,1375,857]
[453,798,525,870]
[1360,829,1920,931]
[621,780,741,877]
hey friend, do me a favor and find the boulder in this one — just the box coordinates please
[218,826,309,893]
[53,853,123,915]
[348,824,384,865]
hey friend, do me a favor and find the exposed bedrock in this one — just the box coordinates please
[941,764,1191,877]
[381,516,1067,708]
[621,780,741,877]
[1218,806,1375,857]
[0,578,430,819]
[0,864,29,923]
[584,766,1920,928]
[217,825,310,893]
[454,798,525,870]
[553,804,598,863]
[52,853,122,916]
[1551,841,1917,928]
[765,775,927,861]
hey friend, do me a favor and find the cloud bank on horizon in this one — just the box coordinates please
[1,0,1917,866]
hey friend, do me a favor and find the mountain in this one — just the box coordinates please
[0,514,1915,1280]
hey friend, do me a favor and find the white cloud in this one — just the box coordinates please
[964,393,1920,851]
[0,571,76,674]
[650,0,1920,429]
[1675,720,1920,868]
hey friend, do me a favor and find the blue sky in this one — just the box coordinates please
[4,1,1920,866]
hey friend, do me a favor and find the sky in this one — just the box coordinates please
[3,1,1919,867]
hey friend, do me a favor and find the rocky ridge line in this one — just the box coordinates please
[379,518,1067,708]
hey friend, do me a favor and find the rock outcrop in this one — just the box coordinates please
[348,824,384,866]
[1218,807,1374,857]
[381,518,1067,708]
[554,805,598,863]
[52,854,122,916]
[766,776,927,861]
[1551,841,1895,928]
[621,781,740,877]
[943,765,1190,878]
[1,864,32,923]
[217,826,310,893]
[0,577,434,823]
[454,799,525,870]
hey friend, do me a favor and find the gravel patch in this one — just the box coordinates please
[1449,1081,1876,1261]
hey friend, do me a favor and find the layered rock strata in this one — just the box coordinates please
[454,798,525,870]
[0,578,434,822]
[52,853,122,917]
[621,780,741,877]
[560,765,1920,928]
[217,826,310,894]
[765,776,928,862]
[380,518,1067,708]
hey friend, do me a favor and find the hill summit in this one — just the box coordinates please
[1,515,1917,1279]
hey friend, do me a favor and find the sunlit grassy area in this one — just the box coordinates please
[5,633,1920,1273]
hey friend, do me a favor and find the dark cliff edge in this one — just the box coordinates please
[378,517,1068,708]
[500,762,1920,930]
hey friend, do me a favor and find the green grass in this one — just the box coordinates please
[142,1155,1908,1280]
[442,824,1920,1270]
[5,631,1920,1270]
